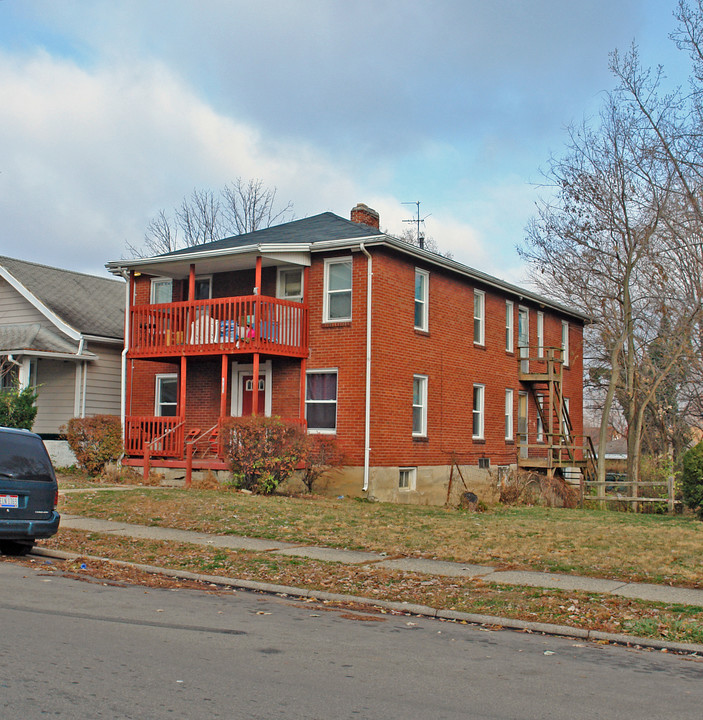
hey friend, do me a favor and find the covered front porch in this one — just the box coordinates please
[120,251,311,482]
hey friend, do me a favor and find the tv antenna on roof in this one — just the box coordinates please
[402,201,431,249]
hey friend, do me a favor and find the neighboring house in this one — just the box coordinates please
[106,204,589,504]
[0,257,125,463]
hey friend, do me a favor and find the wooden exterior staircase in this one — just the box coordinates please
[517,347,596,484]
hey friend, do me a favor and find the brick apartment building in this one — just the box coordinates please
[107,204,588,504]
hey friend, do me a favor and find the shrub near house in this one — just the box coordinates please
[65,416,123,476]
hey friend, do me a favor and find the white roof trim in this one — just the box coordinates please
[0,349,96,361]
[0,265,82,341]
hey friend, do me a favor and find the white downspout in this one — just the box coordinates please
[360,243,372,492]
[77,337,87,417]
[119,272,131,434]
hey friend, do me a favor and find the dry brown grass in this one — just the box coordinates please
[57,481,703,588]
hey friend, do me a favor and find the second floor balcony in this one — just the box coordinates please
[129,295,308,358]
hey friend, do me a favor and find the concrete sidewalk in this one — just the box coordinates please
[58,514,703,608]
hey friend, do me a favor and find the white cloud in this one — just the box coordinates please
[0,49,498,278]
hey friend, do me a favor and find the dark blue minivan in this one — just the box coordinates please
[0,427,60,555]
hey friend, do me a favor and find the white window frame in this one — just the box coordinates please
[412,374,428,437]
[472,384,485,440]
[399,467,417,491]
[150,277,173,304]
[536,394,545,442]
[154,373,178,417]
[506,300,514,352]
[537,312,544,358]
[474,290,485,346]
[277,267,304,303]
[305,369,338,434]
[505,388,514,441]
[323,257,353,323]
[561,321,570,367]
[414,268,429,331]
[561,397,571,437]
[194,275,212,300]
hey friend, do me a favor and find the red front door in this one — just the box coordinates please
[241,375,266,416]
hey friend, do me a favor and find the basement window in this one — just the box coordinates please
[399,467,417,491]
[478,457,490,470]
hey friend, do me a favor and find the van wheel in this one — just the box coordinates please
[0,540,35,556]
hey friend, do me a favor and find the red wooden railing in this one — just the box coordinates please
[129,295,308,358]
[127,415,308,461]
[126,416,184,457]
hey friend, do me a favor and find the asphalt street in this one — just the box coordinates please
[1,561,701,719]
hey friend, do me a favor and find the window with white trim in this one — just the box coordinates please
[412,375,428,437]
[561,321,570,367]
[561,397,571,437]
[150,278,173,304]
[472,384,485,439]
[537,312,544,358]
[536,394,545,442]
[505,388,514,441]
[277,268,303,302]
[399,467,417,491]
[506,300,514,352]
[414,269,429,331]
[155,374,178,417]
[323,258,352,322]
[194,275,212,300]
[305,370,338,432]
[474,290,485,345]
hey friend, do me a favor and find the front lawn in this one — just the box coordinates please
[57,481,703,588]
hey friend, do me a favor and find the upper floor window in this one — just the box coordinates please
[323,258,352,322]
[414,269,429,331]
[194,276,212,300]
[412,375,428,437]
[561,321,570,367]
[474,290,485,345]
[277,268,304,303]
[506,300,514,352]
[537,312,544,358]
[306,370,338,433]
[150,278,173,304]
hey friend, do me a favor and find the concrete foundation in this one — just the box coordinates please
[44,440,77,469]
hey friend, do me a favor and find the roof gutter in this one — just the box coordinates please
[360,243,373,493]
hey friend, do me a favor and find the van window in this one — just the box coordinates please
[0,432,54,481]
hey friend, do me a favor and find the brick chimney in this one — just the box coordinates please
[350,203,380,230]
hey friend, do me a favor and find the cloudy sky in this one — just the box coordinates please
[0,0,690,281]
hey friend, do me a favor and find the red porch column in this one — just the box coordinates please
[220,354,228,418]
[180,355,187,426]
[255,256,262,293]
[188,264,195,301]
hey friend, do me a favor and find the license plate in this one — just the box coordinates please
[0,494,19,508]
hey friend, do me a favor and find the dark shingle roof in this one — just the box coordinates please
[161,212,382,258]
[0,257,125,339]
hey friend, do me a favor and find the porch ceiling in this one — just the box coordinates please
[112,247,311,280]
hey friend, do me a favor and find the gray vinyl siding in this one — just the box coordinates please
[83,343,122,417]
[0,277,47,324]
[33,359,76,435]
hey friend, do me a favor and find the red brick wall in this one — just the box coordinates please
[305,247,584,467]
[126,251,584,469]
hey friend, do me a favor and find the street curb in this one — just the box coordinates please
[29,547,703,656]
